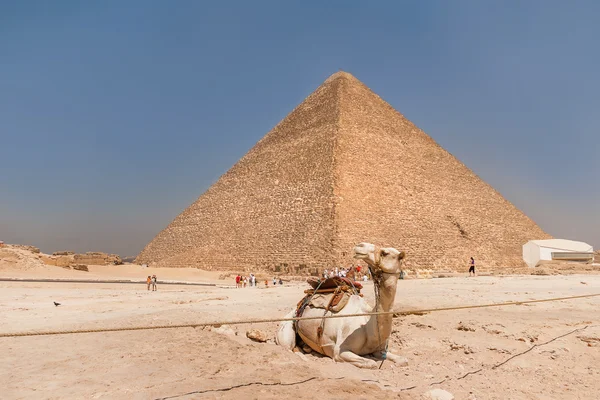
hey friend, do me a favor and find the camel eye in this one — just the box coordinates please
[381,250,388,257]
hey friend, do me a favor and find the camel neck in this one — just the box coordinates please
[374,274,398,312]
[372,274,398,341]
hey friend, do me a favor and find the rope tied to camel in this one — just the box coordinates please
[2,293,599,338]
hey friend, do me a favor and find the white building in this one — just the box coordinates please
[523,239,594,268]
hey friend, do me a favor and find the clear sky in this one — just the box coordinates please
[1,1,598,256]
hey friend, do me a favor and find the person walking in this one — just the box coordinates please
[146,276,151,291]
[469,257,476,276]
[151,275,158,291]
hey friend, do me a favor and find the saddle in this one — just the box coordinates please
[306,276,363,291]
[295,277,363,341]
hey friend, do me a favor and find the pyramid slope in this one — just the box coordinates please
[136,74,344,271]
[331,73,550,268]
[137,72,550,270]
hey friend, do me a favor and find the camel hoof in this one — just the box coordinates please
[391,356,409,367]
[302,345,313,354]
[386,354,409,367]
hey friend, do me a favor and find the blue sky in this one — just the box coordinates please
[1,1,598,256]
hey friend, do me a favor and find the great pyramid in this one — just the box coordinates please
[136,72,550,272]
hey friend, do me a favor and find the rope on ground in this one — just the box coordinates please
[1,292,599,338]
[427,324,597,388]
[155,376,338,400]
[490,324,594,370]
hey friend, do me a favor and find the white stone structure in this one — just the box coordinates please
[523,239,594,268]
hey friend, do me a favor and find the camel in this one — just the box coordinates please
[276,242,408,369]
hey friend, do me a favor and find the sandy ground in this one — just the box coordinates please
[1,272,600,400]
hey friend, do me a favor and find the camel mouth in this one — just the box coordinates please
[353,250,369,259]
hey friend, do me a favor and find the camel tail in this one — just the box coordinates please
[275,309,296,350]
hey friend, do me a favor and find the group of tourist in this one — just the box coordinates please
[235,274,285,288]
[323,266,366,281]
[146,275,157,291]
[272,277,283,285]
[235,274,254,288]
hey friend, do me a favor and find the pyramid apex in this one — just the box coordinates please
[324,70,360,83]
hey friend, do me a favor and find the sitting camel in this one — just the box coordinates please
[276,242,408,369]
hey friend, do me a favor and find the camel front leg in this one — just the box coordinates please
[372,350,409,367]
[336,351,379,369]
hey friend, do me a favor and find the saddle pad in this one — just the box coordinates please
[297,291,351,313]
[306,276,363,291]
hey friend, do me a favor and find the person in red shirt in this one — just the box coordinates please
[235,275,241,288]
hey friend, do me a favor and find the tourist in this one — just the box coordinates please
[278,278,283,285]
[146,275,151,291]
[272,277,277,286]
[469,257,476,276]
[323,269,328,279]
[334,267,339,277]
[265,279,269,287]
[250,274,256,287]
[243,276,248,288]
[151,275,157,291]
[235,275,241,288]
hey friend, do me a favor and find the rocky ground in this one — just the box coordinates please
[1,271,599,400]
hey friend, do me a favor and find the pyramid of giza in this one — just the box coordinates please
[136,72,550,272]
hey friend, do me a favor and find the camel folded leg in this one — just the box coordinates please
[336,351,379,369]
[275,309,296,350]
[372,350,409,366]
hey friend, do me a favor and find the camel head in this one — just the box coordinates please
[353,242,405,276]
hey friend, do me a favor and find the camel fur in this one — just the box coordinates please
[276,242,408,369]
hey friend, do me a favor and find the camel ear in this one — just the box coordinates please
[398,251,406,260]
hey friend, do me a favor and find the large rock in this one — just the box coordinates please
[11,244,40,254]
[246,329,268,343]
[422,389,454,400]
[211,325,236,336]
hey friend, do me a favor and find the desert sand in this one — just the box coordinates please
[1,262,599,400]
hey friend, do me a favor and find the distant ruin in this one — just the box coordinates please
[41,251,122,268]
